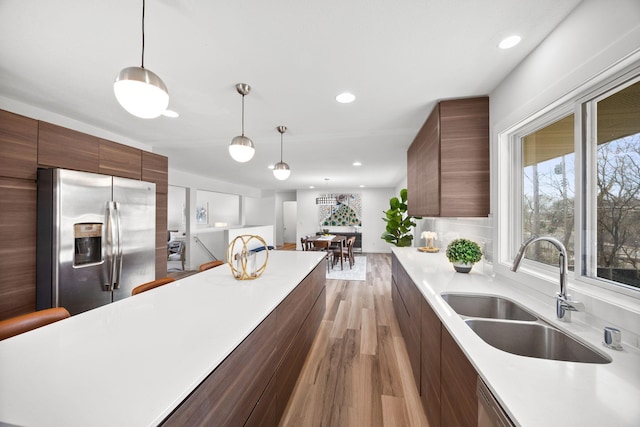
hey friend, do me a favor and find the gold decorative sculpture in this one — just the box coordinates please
[226,235,269,280]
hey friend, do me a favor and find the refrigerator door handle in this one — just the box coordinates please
[105,201,116,292]
[114,201,123,289]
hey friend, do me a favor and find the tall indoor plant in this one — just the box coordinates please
[381,188,422,247]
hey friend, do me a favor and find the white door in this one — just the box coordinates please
[283,201,297,243]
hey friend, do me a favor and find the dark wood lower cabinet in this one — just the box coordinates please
[391,253,478,427]
[420,298,441,427]
[392,262,421,390]
[162,262,326,427]
[276,285,325,419]
[244,374,277,427]
[162,312,279,426]
[440,327,478,427]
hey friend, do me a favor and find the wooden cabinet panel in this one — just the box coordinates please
[37,121,100,172]
[155,192,168,278]
[406,96,489,217]
[276,286,326,420]
[276,262,324,359]
[441,327,478,427]
[391,276,420,389]
[407,106,439,217]
[0,178,37,320]
[99,139,141,180]
[440,97,490,217]
[245,376,277,427]
[162,312,278,427]
[0,110,38,180]
[392,257,421,388]
[420,298,441,427]
[142,151,168,194]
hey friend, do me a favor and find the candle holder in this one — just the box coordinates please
[226,235,269,280]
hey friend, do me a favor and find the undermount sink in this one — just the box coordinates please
[441,293,538,321]
[441,292,611,364]
[465,319,612,364]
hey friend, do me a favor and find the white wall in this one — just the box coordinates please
[167,185,186,232]
[487,0,640,339]
[296,187,396,253]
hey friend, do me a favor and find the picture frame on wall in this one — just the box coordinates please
[196,203,209,225]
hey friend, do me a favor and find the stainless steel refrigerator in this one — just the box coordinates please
[37,168,156,315]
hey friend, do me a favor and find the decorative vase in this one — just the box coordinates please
[452,261,473,273]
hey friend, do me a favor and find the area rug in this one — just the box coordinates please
[327,256,367,281]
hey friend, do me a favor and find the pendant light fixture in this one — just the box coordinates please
[316,178,337,205]
[229,83,255,163]
[114,0,169,119]
[273,126,290,180]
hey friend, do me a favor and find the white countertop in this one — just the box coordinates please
[0,250,325,427]
[392,247,640,427]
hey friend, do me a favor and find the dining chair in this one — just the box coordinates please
[199,260,225,272]
[0,307,71,341]
[333,236,355,270]
[131,277,176,295]
[300,237,313,251]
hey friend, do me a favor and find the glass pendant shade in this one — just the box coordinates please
[114,66,169,119]
[273,161,290,180]
[228,135,255,162]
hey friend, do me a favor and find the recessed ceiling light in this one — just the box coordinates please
[336,92,356,104]
[309,186,315,189]
[353,161,362,166]
[161,109,179,118]
[499,35,521,49]
[359,185,365,188]
[268,164,274,170]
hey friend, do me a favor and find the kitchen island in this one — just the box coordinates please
[391,247,640,426]
[0,250,326,426]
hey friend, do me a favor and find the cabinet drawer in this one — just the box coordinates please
[162,312,278,426]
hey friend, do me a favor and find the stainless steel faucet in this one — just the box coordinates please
[511,235,584,322]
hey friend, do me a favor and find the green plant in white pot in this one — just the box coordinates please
[445,238,483,273]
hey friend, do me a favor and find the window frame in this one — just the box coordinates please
[497,61,640,302]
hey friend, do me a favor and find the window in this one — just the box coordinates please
[512,72,640,293]
[591,80,640,289]
[521,115,575,269]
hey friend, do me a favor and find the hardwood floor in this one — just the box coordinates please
[279,253,429,427]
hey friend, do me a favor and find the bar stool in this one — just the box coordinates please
[0,307,71,341]
[131,277,176,295]
[199,260,225,272]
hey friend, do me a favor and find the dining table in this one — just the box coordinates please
[305,234,347,269]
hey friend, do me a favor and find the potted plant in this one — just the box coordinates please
[381,188,422,247]
[445,238,482,273]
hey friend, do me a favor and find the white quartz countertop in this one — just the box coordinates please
[392,247,640,427]
[0,250,325,427]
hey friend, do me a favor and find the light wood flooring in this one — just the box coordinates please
[279,253,429,427]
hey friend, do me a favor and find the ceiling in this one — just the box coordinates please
[0,0,582,191]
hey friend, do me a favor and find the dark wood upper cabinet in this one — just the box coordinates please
[99,139,142,180]
[37,121,100,172]
[0,110,38,180]
[142,151,168,194]
[407,96,489,217]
